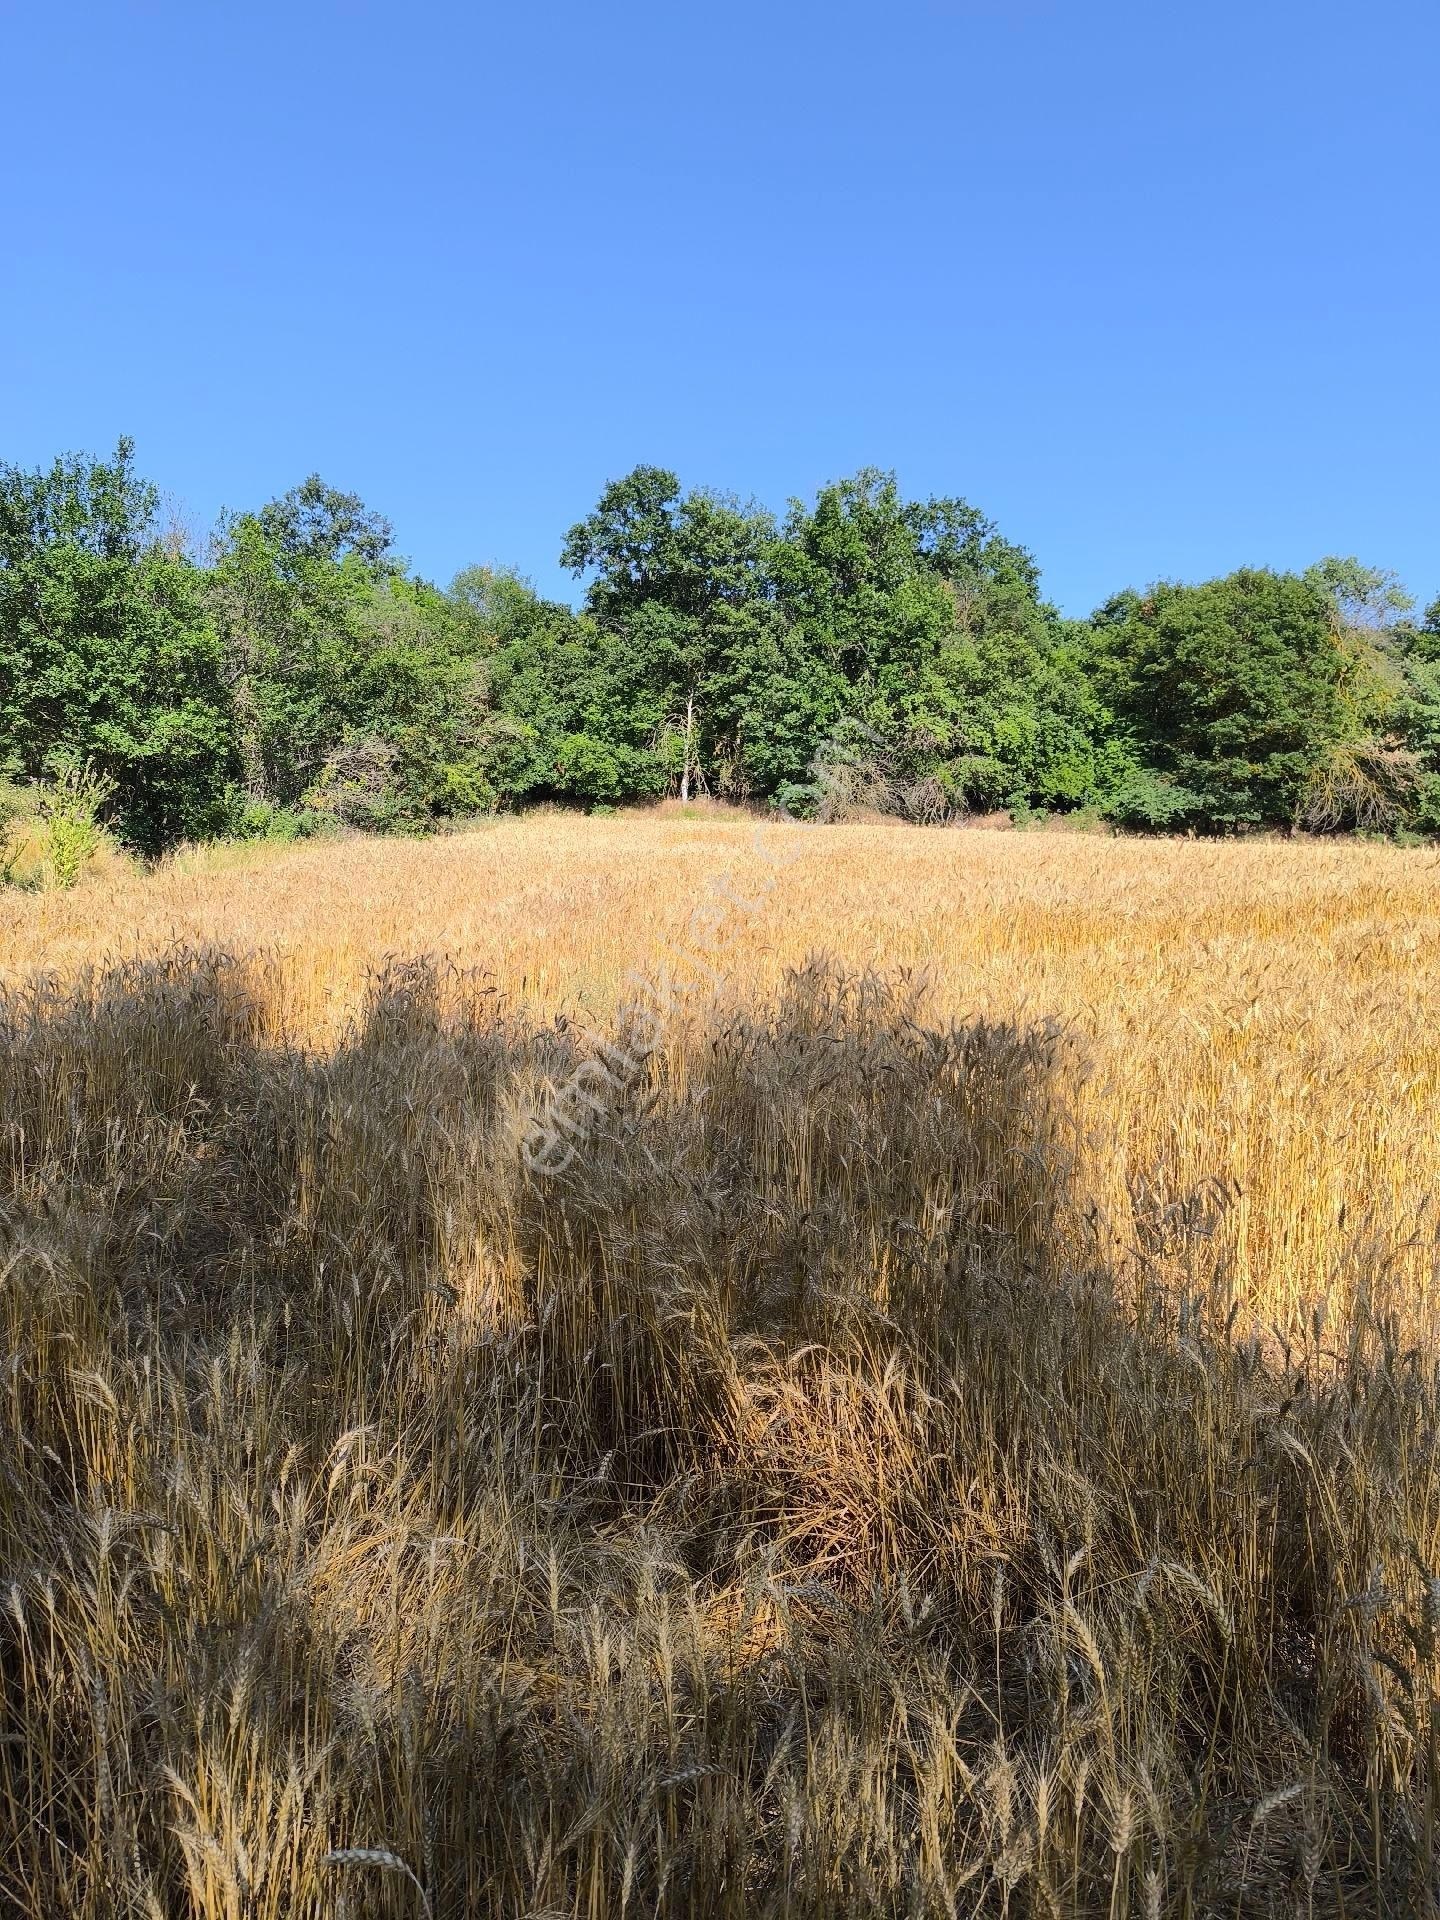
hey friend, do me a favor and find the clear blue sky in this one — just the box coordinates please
[4,0,1436,616]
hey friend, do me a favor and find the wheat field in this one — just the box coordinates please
[3,815,1440,1916]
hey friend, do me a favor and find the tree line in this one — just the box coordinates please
[2,437,1437,854]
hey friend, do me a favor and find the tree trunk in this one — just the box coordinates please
[679,692,695,803]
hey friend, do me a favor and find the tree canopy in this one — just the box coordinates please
[1,440,1434,851]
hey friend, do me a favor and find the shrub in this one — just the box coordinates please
[0,780,41,891]
[552,732,666,804]
[303,736,406,833]
[221,788,328,842]
[1101,766,1200,831]
[37,759,116,888]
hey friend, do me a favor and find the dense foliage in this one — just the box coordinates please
[1,439,1435,850]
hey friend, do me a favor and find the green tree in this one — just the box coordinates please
[206,484,399,807]
[478,585,670,805]
[1088,569,1349,830]
[1293,557,1421,832]
[0,439,234,850]
[562,467,777,799]
[209,482,496,830]
[763,470,1108,814]
[256,474,396,572]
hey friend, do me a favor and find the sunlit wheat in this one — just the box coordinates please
[1,816,1438,1914]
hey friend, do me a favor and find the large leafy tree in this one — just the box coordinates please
[208,480,493,826]
[1088,569,1349,829]
[562,467,776,798]
[1287,558,1422,832]
[764,470,1108,812]
[205,479,404,805]
[561,465,773,621]
[255,474,395,572]
[0,438,234,849]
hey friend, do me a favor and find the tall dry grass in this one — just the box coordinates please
[2,819,1439,1915]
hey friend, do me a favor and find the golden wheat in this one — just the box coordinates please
[1,817,1438,1915]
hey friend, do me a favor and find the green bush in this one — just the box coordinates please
[552,732,666,804]
[37,759,115,888]
[1100,766,1201,831]
[222,788,328,842]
